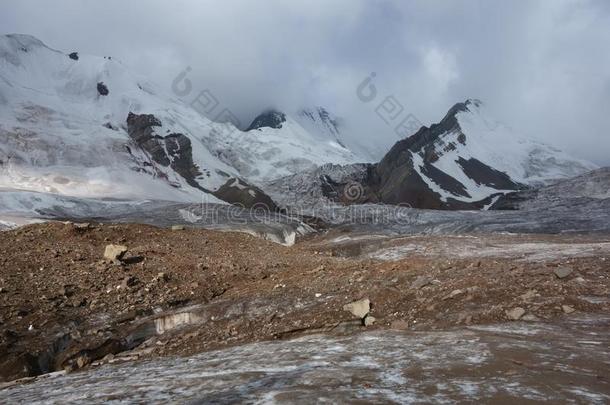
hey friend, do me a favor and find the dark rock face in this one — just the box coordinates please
[320,165,380,205]
[126,112,202,188]
[376,160,446,209]
[421,162,470,198]
[456,157,523,190]
[296,99,526,210]
[214,179,279,211]
[246,110,286,131]
[164,134,202,188]
[97,82,109,96]
[360,99,524,209]
[490,190,537,210]
[68,52,79,61]
[126,112,279,210]
[126,113,170,167]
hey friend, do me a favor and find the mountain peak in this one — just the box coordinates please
[465,98,482,108]
[297,106,341,137]
[246,109,287,131]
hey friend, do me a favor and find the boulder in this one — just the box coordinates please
[343,298,370,319]
[103,245,128,261]
[554,267,573,279]
[506,307,526,321]
[363,315,376,326]
[521,314,540,322]
[562,305,576,314]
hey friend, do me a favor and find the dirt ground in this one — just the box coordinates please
[0,222,608,383]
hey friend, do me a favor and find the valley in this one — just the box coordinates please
[0,222,608,403]
[0,30,608,404]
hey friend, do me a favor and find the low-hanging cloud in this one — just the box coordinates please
[1,0,609,164]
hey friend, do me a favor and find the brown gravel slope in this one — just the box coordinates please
[0,222,608,382]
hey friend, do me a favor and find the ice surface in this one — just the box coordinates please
[2,315,608,404]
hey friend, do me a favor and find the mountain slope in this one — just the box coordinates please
[269,100,598,209]
[491,167,610,211]
[0,34,279,208]
[376,99,597,206]
[202,108,361,184]
[0,35,597,212]
[295,106,380,162]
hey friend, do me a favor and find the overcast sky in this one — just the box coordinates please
[1,0,609,164]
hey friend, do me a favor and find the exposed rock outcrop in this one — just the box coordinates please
[268,100,536,210]
[126,112,279,210]
[246,109,287,131]
[97,82,109,96]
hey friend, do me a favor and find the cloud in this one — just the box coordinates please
[1,0,609,164]
[422,46,459,95]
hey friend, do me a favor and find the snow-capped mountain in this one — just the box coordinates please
[295,107,379,162]
[0,35,597,212]
[0,34,352,208]
[269,100,598,209]
[0,34,278,207]
[245,109,287,131]
[376,99,597,206]
[296,107,344,146]
[202,108,361,184]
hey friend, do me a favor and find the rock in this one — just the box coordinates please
[171,225,185,231]
[72,298,87,308]
[246,109,286,131]
[73,222,91,230]
[506,307,526,321]
[363,315,376,326]
[343,298,370,319]
[75,354,90,369]
[97,82,109,96]
[155,272,169,283]
[104,245,128,261]
[59,284,75,297]
[554,267,573,279]
[121,276,138,289]
[411,276,432,290]
[102,353,115,362]
[562,305,576,314]
[521,314,540,322]
[443,289,464,300]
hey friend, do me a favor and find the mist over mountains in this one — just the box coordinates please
[2,0,609,165]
